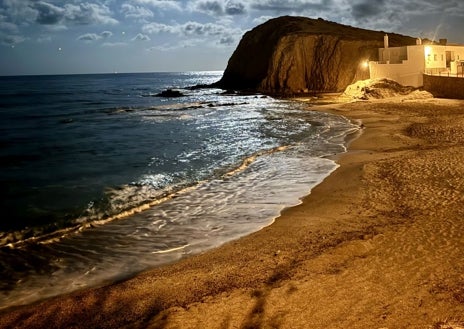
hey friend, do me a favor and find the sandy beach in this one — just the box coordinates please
[1,96,464,329]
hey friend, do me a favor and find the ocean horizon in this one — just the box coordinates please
[0,71,358,309]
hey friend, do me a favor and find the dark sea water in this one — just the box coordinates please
[0,71,358,309]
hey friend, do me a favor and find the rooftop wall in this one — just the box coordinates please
[370,45,425,87]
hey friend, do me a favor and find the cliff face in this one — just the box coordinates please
[217,16,417,95]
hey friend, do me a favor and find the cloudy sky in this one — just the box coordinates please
[1,0,463,76]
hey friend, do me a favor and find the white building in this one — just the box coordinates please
[369,35,464,87]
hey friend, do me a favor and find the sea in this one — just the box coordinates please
[0,71,358,309]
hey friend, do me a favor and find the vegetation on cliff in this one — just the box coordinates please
[216,16,417,95]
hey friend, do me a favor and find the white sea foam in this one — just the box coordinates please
[0,138,350,310]
[0,72,359,310]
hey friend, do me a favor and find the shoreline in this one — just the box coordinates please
[2,96,464,328]
[0,108,349,310]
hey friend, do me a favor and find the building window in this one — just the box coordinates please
[434,54,437,61]
[441,54,444,61]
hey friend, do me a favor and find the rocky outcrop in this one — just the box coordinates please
[216,16,417,95]
[155,89,185,97]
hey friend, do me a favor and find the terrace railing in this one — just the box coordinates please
[424,69,464,78]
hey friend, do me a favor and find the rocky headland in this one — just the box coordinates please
[215,16,416,95]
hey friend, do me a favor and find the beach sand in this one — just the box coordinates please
[1,97,464,329]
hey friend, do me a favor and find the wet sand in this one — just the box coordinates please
[1,96,464,329]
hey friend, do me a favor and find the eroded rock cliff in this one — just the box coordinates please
[216,16,417,95]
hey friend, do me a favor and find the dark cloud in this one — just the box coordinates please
[34,1,64,25]
[196,1,224,15]
[141,19,241,49]
[351,0,385,20]
[183,21,209,35]
[225,1,246,15]
[183,21,225,36]
[1,1,118,27]
[219,35,235,45]
[64,3,118,25]
[0,33,25,46]
[250,0,333,13]
[0,0,38,24]
[192,0,246,16]
[143,20,238,40]
[143,21,213,36]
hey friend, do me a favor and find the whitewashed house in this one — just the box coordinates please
[369,35,464,87]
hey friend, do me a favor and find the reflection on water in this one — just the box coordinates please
[0,72,359,310]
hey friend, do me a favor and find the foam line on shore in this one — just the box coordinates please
[152,244,190,254]
[3,145,292,249]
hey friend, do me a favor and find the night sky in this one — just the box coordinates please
[1,0,463,75]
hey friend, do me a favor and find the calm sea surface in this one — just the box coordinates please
[0,71,358,309]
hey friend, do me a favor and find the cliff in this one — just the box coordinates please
[216,16,417,95]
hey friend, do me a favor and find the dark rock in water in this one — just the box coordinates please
[187,84,212,90]
[219,89,260,96]
[216,16,417,95]
[156,89,185,97]
[206,102,249,108]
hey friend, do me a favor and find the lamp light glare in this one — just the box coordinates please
[425,46,432,56]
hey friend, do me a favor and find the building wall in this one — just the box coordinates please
[423,74,464,99]
[407,45,426,66]
[424,45,446,70]
[446,46,464,61]
[450,61,464,75]
[370,46,424,87]
[379,46,408,63]
[423,45,464,74]
[445,46,464,74]
[370,43,464,87]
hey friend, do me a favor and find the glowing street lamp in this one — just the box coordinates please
[424,46,432,56]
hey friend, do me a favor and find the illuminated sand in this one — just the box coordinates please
[1,96,464,328]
